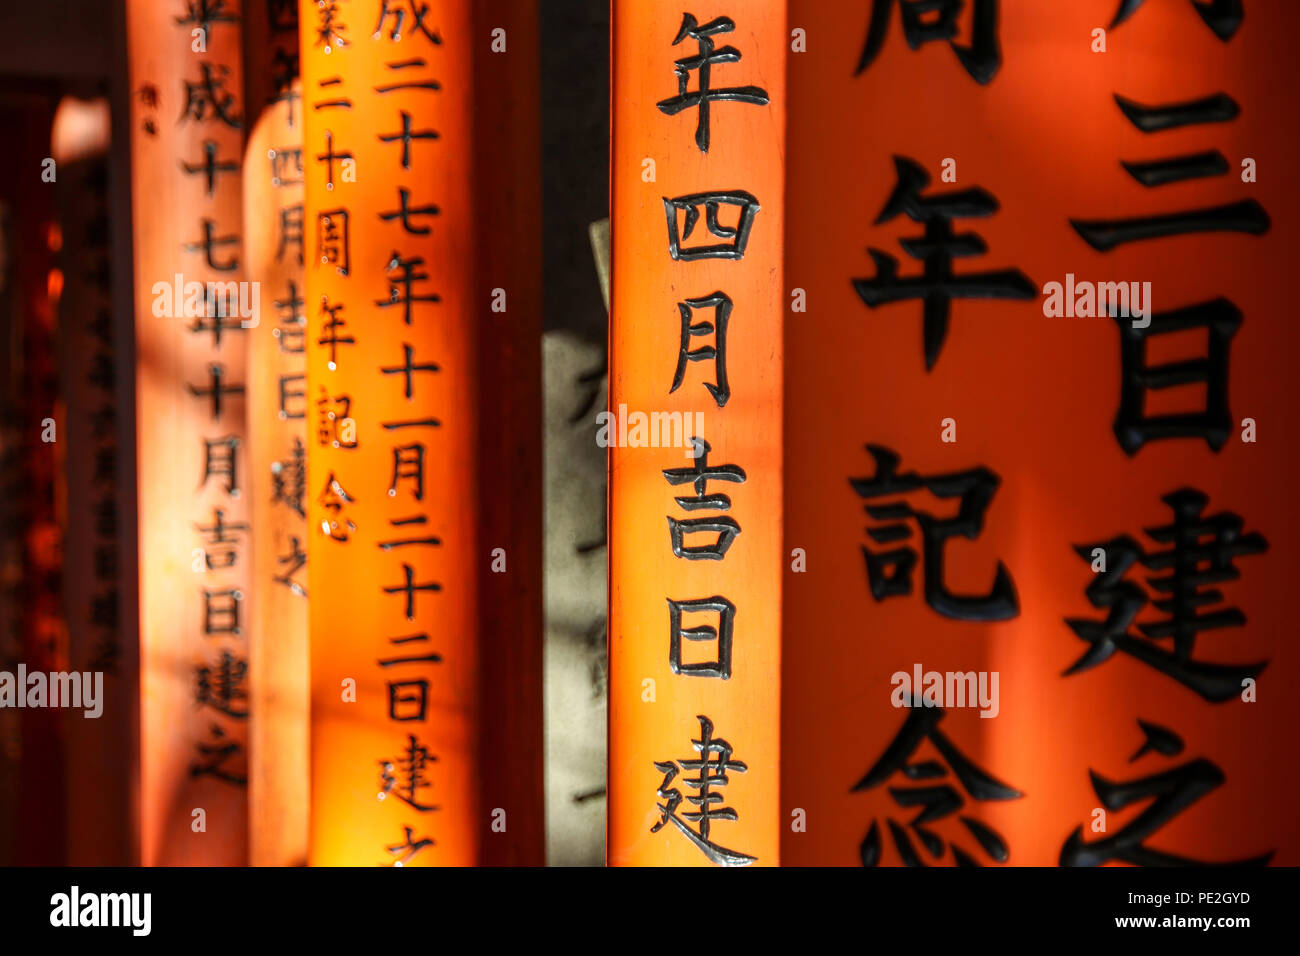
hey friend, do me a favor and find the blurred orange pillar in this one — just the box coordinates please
[607,2,786,865]
[127,0,250,865]
[243,0,307,867]
[301,0,543,865]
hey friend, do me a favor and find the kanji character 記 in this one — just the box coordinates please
[853,156,1034,370]
[1063,489,1268,702]
[849,444,1018,622]
[853,702,1022,866]
[652,715,755,866]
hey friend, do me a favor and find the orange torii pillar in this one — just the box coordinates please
[300,0,543,866]
[127,0,250,865]
[243,2,308,868]
[779,0,1296,867]
[54,98,135,867]
[608,3,786,866]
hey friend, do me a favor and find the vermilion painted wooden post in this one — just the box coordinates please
[608,2,786,866]
[781,0,1297,866]
[243,2,308,868]
[54,98,134,867]
[127,0,250,866]
[301,0,543,866]
[0,94,62,865]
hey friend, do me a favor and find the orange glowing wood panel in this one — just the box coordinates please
[243,0,308,868]
[608,2,785,866]
[127,0,250,866]
[301,0,543,866]
[781,0,1299,866]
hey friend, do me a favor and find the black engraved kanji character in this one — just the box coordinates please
[671,293,732,407]
[662,436,745,560]
[378,110,439,170]
[180,139,238,197]
[667,595,735,679]
[378,187,440,235]
[190,723,246,785]
[383,562,441,620]
[1110,0,1241,41]
[271,436,307,517]
[195,649,249,719]
[856,0,1002,84]
[656,13,769,153]
[384,826,434,866]
[318,471,356,541]
[194,506,249,570]
[317,295,355,370]
[274,535,307,597]
[380,343,440,400]
[314,0,348,51]
[375,251,440,324]
[179,63,242,128]
[852,156,1034,370]
[373,0,443,44]
[379,733,439,811]
[849,444,1018,621]
[1071,92,1267,251]
[388,442,425,501]
[273,279,306,353]
[186,362,245,420]
[663,190,760,261]
[317,209,350,275]
[854,702,1021,866]
[201,435,240,495]
[276,203,304,265]
[202,586,242,635]
[1062,719,1271,866]
[184,219,240,271]
[1113,298,1238,454]
[652,715,755,866]
[1064,489,1267,702]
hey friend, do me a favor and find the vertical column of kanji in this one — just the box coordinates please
[127,0,250,865]
[608,5,785,866]
[55,106,133,865]
[244,0,306,866]
[302,0,486,866]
